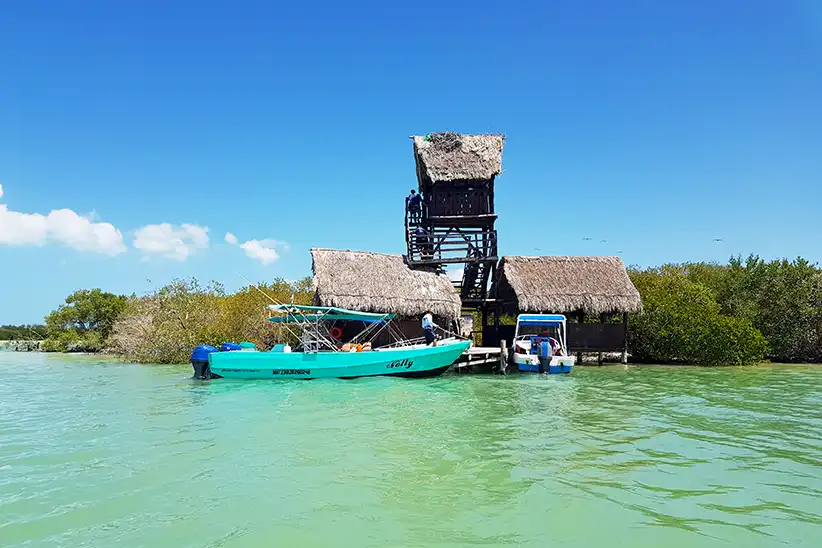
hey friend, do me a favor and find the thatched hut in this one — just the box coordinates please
[412,133,504,186]
[409,133,503,223]
[491,256,642,362]
[494,256,642,316]
[310,248,461,321]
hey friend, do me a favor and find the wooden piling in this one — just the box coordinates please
[622,312,629,364]
[499,339,507,375]
[598,313,607,366]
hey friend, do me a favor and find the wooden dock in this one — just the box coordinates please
[453,342,508,374]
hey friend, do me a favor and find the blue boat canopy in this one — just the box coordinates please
[266,304,396,323]
[516,314,567,327]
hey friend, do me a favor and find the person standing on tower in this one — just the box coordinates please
[406,189,422,224]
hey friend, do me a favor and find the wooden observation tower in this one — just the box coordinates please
[405,133,503,321]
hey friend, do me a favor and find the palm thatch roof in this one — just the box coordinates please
[412,132,504,184]
[495,256,643,315]
[311,248,462,320]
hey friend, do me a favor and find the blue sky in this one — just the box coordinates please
[2,0,821,323]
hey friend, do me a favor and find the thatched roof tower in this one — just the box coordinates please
[411,133,504,185]
[311,248,462,320]
[495,256,643,315]
[406,133,503,306]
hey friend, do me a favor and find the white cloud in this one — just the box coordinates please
[48,209,127,254]
[224,231,286,265]
[84,209,101,222]
[133,223,209,261]
[240,239,281,265]
[0,188,126,255]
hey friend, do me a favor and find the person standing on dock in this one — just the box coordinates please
[422,311,438,347]
[406,189,422,224]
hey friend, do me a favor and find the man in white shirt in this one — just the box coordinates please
[422,311,438,347]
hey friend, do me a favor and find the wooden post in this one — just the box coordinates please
[499,339,507,375]
[598,313,607,366]
[622,312,629,364]
[576,310,585,366]
[492,265,501,332]
[481,306,488,347]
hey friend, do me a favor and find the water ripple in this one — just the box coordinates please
[2,355,822,547]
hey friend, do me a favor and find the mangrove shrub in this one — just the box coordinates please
[109,277,313,364]
[628,272,767,365]
[0,324,47,340]
[638,256,822,362]
[42,289,128,352]
[719,256,822,362]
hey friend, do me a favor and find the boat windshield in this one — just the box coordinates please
[513,315,568,354]
[515,324,561,336]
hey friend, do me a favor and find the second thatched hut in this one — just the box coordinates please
[310,248,462,343]
[494,256,642,316]
[490,255,642,361]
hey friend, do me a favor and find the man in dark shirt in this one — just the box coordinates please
[406,189,422,224]
[414,225,432,260]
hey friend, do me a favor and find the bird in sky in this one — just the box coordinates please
[582,237,592,241]
[713,238,724,242]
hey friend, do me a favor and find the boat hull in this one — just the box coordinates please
[513,353,575,374]
[206,339,471,380]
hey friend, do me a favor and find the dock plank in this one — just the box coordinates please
[465,347,501,355]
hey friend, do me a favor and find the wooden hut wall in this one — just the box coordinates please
[483,315,628,353]
[424,180,494,217]
[566,320,626,352]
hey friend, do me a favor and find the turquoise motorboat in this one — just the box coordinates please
[190,304,471,380]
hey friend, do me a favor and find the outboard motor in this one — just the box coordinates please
[190,344,218,379]
[537,340,552,374]
[220,342,242,352]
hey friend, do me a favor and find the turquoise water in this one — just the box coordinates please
[1,353,821,547]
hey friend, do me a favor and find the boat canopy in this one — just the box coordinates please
[516,314,567,327]
[266,304,396,324]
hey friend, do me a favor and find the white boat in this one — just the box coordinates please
[511,314,575,374]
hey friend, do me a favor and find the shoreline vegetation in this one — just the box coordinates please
[2,255,820,366]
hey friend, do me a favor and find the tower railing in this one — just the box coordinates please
[406,226,497,265]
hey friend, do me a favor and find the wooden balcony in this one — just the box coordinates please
[406,226,498,266]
